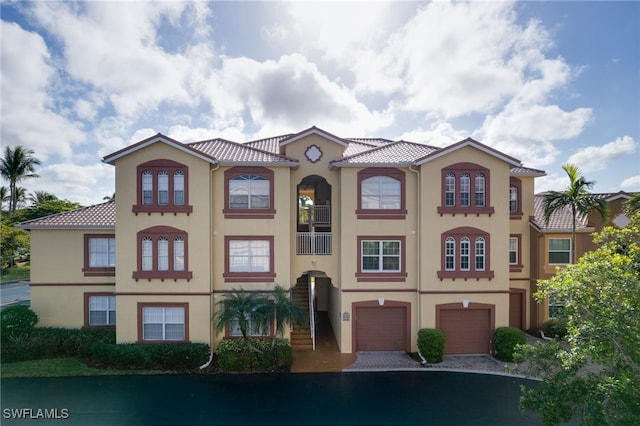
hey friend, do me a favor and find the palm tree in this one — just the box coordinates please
[543,163,609,263]
[0,186,9,212]
[214,290,269,350]
[28,190,58,207]
[268,285,308,348]
[0,146,41,213]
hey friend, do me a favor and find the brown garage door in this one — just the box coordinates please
[440,309,491,354]
[355,306,407,351]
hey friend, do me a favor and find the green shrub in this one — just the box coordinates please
[216,338,292,372]
[541,318,568,339]
[493,327,526,362]
[90,342,210,370]
[417,329,445,363]
[1,305,38,342]
[0,327,115,363]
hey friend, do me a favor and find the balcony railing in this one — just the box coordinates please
[313,205,331,224]
[296,232,332,255]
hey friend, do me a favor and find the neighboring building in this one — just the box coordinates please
[529,191,635,325]
[18,126,547,355]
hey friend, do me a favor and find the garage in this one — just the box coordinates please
[353,302,409,351]
[437,304,493,354]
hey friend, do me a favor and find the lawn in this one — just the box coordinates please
[1,262,30,282]
[0,358,171,378]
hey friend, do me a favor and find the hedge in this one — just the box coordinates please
[216,338,292,372]
[1,327,115,363]
[493,327,526,362]
[417,328,445,363]
[90,342,211,370]
[1,305,38,343]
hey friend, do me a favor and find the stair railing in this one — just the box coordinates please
[308,276,316,350]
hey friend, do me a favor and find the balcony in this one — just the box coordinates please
[296,232,332,255]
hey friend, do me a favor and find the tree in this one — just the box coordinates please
[543,164,609,263]
[0,186,9,212]
[0,146,41,214]
[28,190,59,206]
[626,193,640,215]
[516,215,640,425]
[268,285,308,348]
[0,223,29,269]
[214,290,269,343]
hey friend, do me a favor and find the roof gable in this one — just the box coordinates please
[416,137,522,168]
[102,134,218,165]
[278,126,350,148]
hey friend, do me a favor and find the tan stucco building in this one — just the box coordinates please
[20,126,553,355]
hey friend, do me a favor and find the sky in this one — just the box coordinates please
[1,0,639,206]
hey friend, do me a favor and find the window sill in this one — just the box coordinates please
[355,209,407,220]
[509,265,524,272]
[510,212,523,220]
[437,270,495,280]
[137,339,190,344]
[437,206,495,216]
[223,208,276,219]
[355,272,407,282]
[82,267,115,277]
[133,205,193,215]
[223,273,276,283]
[132,271,193,281]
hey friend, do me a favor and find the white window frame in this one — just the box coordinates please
[88,295,116,326]
[142,306,185,341]
[460,237,470,271]
[229,240,271,273]
[88,237,115,268]
[142,170,153,205]
[460,174,470,207]
[475,174,485,207]
[509,185,518,213]
[475,237,485,271]
[229,175,270,209]
[173,171,185,205]
[361,176,401,210]
[548,238,571,265]
[361,240,401,272]
[445,173,455,207]
[230,314,270,337]
[509,237,518,265]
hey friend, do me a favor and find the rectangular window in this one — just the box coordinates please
[509,186,518,212]
[445,174,455,207]
[475,174,485,207]
[174,237,185,271]
[158,171,169,205]
[549,238,571,264]
[229,240,270,273]
[88,295,116,326]
[142,306,185,341]
[142,237,153,271]
[445,238,455,271]
[460,238,470,270]
[230,314,270,337]
[361,240,401,272]
[460,174,470,207]
[142,171,153,205]
[89,237,115,267]
[158,237,169,271]
[509,237,518,265]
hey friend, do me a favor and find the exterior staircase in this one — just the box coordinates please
[290,276,313,350]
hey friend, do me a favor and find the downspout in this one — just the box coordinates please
[201,163,220,370]
[409,165,425,364]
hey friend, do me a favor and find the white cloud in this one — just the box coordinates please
[621,175,640,191]
[22,162,114,206]
[397,121,468,147]
[567,136,637,172]
[0,21,85,159]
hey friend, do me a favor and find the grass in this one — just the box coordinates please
[1,262,30,282]
[0,358,172,378]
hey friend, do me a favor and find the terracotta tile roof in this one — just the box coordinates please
[17,201,115,230]
[532,193,590,231]
[243,134,293,153]
[187,138,298,166]
[331,141,438,167]
[511,166,546,176]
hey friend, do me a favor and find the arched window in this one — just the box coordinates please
[174,171,185,205]
[475,237,485,270]
[445,237,455,271]
[460,237,470,270]
[142,237,153,271]
[460,174,470,207]
[134,227,192,280]
[134,160,192,214]
[475,174,485,207]
[445,173,455,207]
[142,171,153,205]
[174,237,185,271]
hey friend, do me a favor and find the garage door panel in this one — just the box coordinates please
[440,309,491,354]
[355,306,407,351]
